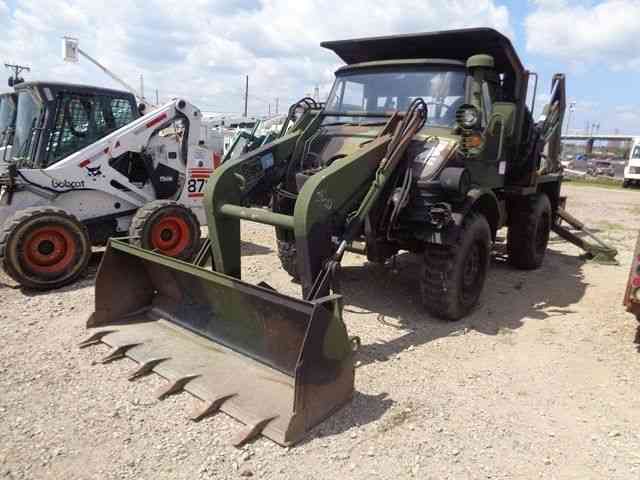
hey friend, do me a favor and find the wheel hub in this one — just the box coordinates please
[150,216,191,256]
[38,240,55,256]
[23,226,76,274]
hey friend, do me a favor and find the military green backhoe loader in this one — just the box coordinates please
[80,28,617,446]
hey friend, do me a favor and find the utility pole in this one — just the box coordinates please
[565,101,576,134]
[268,103,271,116]
[139,74,145,101]
[4,63,30,87]
[275,97,279,115]
[243,75,249,118]
[155,89,159,105]
[314,85,320,101]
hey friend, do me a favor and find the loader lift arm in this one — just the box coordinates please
[306,99,427,300]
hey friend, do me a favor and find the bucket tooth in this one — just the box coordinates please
[127,358,171,381]
[78,330,117,349]
[257,281,276,291]
[190,394,237,422]
[97,343,140,364]
[156,374,201,400]
[232,417,278,448]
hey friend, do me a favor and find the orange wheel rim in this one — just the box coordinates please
[150,216,191,257]
[23,226,76,274]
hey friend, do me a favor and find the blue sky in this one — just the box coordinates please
[1,0,639,133]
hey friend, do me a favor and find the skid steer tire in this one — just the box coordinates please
[507,193,551,270]
[277,240,299,279]
[129,200,201,261]
[420,213,491,321]
[0,207,91,290]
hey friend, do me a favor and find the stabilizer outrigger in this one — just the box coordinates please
[553,205,618,264]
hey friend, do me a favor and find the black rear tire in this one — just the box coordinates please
[0,207,91,290]
[507,193,551,270]
[277,240,299,279]
[420,213,491,321]
[129,200,200,261]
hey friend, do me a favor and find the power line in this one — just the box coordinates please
[5,63,30,87]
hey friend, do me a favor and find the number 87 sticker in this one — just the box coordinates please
[187,168,213,198]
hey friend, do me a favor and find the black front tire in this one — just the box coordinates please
[0,207,91,290]
[420,213,492,321]
[277,240,299,279]
[507,193,551,270]
[129,200,200,261]
[623,179,630,188]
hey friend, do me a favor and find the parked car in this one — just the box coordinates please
[587,160,615,177]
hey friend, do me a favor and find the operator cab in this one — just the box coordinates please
[10,81,138,170]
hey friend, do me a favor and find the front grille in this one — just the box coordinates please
[630,166,640,174]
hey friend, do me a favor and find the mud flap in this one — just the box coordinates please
[83,239,355,446]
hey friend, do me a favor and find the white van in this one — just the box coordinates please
[623,138,640,187]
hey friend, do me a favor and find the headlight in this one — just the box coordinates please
[411,137,456,182]
[456,104,481,129]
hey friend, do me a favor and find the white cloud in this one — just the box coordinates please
[525,0,640,71]
[1,0,512,114]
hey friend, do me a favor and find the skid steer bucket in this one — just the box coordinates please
[82,239,354,446]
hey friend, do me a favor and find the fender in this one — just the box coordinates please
[453,187,505,238]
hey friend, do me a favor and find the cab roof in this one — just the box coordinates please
[322,28,524,80]
[13,81,135,99]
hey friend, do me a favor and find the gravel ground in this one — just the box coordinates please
[1,184,640,480]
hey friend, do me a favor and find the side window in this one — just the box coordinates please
[46,95,93,165]
[46,94,135,166]
[110,98,134,129]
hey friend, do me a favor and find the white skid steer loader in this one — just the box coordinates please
[0,81,215,290]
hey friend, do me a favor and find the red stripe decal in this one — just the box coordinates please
[190,169,213,173]
[191,175,210,179]
[188,193,205,198]
[78,159,90,168]
[146,112,168,129]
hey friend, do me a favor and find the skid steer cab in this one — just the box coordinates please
[0,81,217,289]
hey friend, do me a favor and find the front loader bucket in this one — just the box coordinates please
[82,239,354,446]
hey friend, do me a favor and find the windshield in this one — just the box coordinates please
[324,67,466,127]
[632,146,640,159]
[13,90,43,165]
[0,95,16,135]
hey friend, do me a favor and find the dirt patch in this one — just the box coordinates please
[1,184,640,479]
